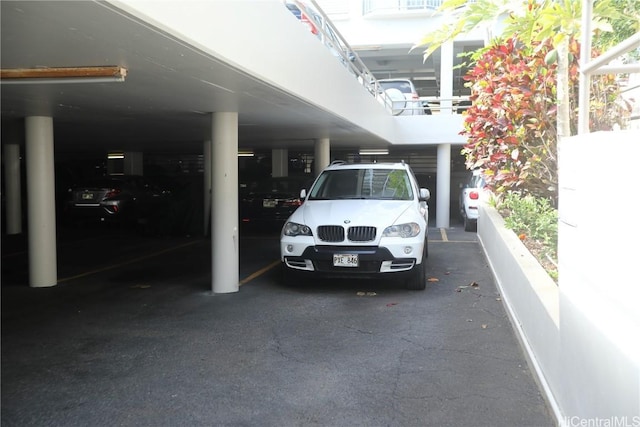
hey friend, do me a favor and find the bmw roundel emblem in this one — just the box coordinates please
[344,220,351,224]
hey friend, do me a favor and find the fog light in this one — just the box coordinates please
[404,246,412,254]
[286,244,294,253]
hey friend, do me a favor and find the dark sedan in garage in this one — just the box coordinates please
[240,175,313,231]
[63,175,173,228]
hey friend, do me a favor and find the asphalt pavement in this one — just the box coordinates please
[1,223,555,427]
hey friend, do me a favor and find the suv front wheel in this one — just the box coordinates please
[406,239,427,290]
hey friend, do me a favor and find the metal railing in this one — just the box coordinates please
[287,0,472,116]
[578,3,640,134]
[289,0,399,112]
[362,0,444,14]
[383,96,471,115]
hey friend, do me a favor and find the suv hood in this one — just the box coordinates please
[296,199,415,227]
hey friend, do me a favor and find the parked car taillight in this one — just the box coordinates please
[282,198,302,207]
[469,191,479,200]
[104,188,121,199]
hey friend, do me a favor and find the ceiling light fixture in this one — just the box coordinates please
[238,150,254,157]
[359,149,389,156]
[0,66,127,84]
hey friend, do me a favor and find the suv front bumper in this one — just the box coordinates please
[282,244,420,276]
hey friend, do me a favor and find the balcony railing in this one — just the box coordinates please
[288,0,387,103]
[363,0,444,15]
[288,0,471,115]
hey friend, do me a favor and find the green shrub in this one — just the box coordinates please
[497,192,558,279]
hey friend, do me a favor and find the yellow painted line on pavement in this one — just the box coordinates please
[58,240,202,283]
[240,260,281,286]
[440,228,448,241]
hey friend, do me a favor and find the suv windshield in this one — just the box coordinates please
[308,168,413,200]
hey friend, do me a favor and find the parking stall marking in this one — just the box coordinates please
[440,228,448,241]
[240,260,281,286]
[58,240,202,283]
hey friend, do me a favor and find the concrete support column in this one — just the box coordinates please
[124,151,143,175]
[435,40,454,228]
[436,143,451,229]
[272,148,288,178]
[210,112,239,294]
[25,116,57,287]
[314,138,330,176]
[440,40,454,114]
[203,140,212,236]
[3,142,23,235]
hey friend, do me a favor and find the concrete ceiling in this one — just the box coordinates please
[0,1,479,156]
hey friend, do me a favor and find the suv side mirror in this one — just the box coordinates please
[300,189,307,199]
[419,188,430,201]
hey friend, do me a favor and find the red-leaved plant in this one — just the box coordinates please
[461,36,629,204]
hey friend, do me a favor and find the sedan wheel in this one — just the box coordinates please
[464,216,476,232]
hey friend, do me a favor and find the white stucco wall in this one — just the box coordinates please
[393,115,466,144]
[110,0,465,146]
[319,0,487,46]
[111,0,397,142]
[557,130,640,422]
[478,129,640,425]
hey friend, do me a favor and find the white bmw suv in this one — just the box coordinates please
[280,161,431,290]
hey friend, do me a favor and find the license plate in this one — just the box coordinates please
[82,193,94,200]
[263,199,277,208]
[333,254,358,267]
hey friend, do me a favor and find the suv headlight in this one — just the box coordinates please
[283,222,313,237]
[383,222,420,238]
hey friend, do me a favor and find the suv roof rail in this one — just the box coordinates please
[330,160,346,166]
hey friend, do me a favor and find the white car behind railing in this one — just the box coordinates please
[376,78,425,116]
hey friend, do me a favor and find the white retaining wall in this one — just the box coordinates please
[477,203,562,422]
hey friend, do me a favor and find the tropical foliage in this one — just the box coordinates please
[594,0,640,54]
[414,0,638,279]
[414,0,638,201]
[460,35,629,201]
[415,0,638,60]
[492,192,559,281]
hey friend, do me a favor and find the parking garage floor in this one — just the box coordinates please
[1,224,556,427]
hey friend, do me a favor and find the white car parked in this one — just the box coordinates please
[377,78,425,116]
[458,169,486,231]
[280,161,431,290]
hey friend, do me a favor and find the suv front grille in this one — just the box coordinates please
[348,226,376,242]
[318,225,344,242]
[317,225,376,242]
